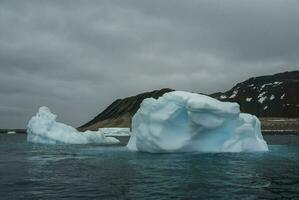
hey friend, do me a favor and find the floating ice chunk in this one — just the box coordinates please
[281,94,285,99]
[264,106,268,110]
[99,128,131,137]
[127,91,268,153]
[27,107,120,144]
[246,97,252,102]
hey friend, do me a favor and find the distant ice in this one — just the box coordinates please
[100,128,131,137]
[27,107,120,145]
[269,119,294,122]
[127,91,268,153]
[246,97,252,102]
[281,94,285,99]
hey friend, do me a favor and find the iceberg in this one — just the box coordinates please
[27,107,120,145]
[127,91,268,153]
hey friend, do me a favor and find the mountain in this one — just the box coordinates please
[79,71,299,130]
[79,88,174,131]
[211,71,299,117]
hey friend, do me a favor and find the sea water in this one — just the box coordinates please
[1,134,299,199]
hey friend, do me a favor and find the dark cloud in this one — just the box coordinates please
[0,0,298,128]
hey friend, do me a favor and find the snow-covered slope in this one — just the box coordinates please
[27,107,120,144]
[79,71,299,132]
[211,71,299,117]
[127,91,268,153]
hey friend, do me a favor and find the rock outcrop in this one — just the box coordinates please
[211,71,299,117]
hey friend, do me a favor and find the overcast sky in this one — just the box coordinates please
[1,0,299,128]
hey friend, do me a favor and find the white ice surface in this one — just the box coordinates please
[100,128,131,137]
[27,107,120,144]
[127,91,268,153]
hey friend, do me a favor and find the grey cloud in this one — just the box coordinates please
[0,0,298,128]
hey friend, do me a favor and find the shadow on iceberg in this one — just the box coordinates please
[27,107,120,145]
[127,91,268,153]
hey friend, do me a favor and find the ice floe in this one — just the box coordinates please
[99,128,131,137]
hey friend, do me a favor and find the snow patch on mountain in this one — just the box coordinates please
[270,95,275,100]
[229,90,238,98]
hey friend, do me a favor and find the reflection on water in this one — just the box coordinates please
[1,134,299,199]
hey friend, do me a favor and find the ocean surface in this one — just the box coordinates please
[1,134,299,200]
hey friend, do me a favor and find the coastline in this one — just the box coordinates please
[1,118,299,136]
[0,129,26,134]
[1,120,299,136]
[1,129,299,135]
[2,134,299,146]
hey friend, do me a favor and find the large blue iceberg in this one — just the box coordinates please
[27,107,121,144]
[127,91,268,153]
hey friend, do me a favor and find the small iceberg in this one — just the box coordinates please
[27,107,120,145]
[100,128,131,137]
[127,91,268,153]
[7,131,16,134]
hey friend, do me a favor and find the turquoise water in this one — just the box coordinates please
[1,134,299,199]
